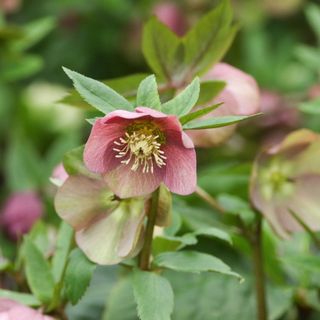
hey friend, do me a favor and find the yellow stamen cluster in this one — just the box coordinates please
[113,122,166,174]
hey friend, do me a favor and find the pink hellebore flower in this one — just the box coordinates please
[50,163,69,187]
[84,107,196,198]
[189,63,260,147]
[250,129,320,238]
[0,298,54,320]
[153,2,187,36]
[0,192,43,240]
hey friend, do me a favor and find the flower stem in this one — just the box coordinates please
[251,214,268,320]
[195,186,225,214]
[138,188,160,270]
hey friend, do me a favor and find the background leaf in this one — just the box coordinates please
[136,75,161,110]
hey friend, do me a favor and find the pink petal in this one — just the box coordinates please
[104,163,165,198]
[163,131,196,195]
[136,107,168,118]
[54,175,112,230]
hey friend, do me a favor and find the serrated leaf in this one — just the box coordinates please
[23,238,55,305]
[153,251,242,280]
[60,73,150,109]
[142,17,181,81]
[179,103,222,125]
[136,75,161,110]
[182,0,238,76]
[51,222,74,283]
[162,77,200,116]
[183,114,260,130]
[63,67,133,114]
[132,269,174,320]
[64,248,96,305]
[0,290,40,307]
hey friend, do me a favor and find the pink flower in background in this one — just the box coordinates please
[153,2,187,36]
[0,0,21,13]
[189,63,260,147]
[51,163,69,186]
[0,298,54,320]
[308,84,320,100]
[84,107,196,198]
[250,129,320,238]
[0,192,43,240]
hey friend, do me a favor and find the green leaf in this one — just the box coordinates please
[182,0,238,76]
[63,145,97,178]
[132,269,174,320]
[51,222,74,283]
[197,81,226,105]
[193,227,232,245]
[183,114,260,130]
[153,251,242,280]
[64,248,96,305]
[280,254,320,274]
[179,103,222,125]
[306,4,320,42]
[12,17,56,52]
[162,77,200,116]
[136,75,161,110]
[60,73,150,109]
[63,67,133,114]
[23,238,55,305]
[299,98,320,115]
[0,290,40,307]
[142,17,181,81]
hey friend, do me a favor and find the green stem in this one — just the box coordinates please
[138,188,160,270]
[195,186,225,214]
[251,214,268,320]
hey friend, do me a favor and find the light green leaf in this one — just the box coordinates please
[162,77,200,116]
[23,238,55,305]
[182,0,238,76]
[132,269,174,320]
[183,114,260,130]
[198,81,226,105]
[0,290,40,307]
[64,248,96,305]
[63,67,133,114]
[51,222,74,283]
[193,227,232,245]
[179,103,222,125]
[154,251,242,280]
[136,75,161,110]
[299,98,320,115]
[143,17,181,81]
[306,4,320,41]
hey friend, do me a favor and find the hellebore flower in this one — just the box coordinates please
[0,192,43,240]
[0,298,54,320]
[55,174,146,264]
[84,107,196,198]
[250,129,320,238]
[50,163,69,187]
[189,63,260,147]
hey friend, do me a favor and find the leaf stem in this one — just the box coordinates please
[139,188,160,270]
[251,214,268,320]
[195,186,225,214]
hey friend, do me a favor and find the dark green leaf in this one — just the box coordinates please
[23,238,55,304]
[162,77,200,116]
[179,103,222,125]
[136,75,161,110]
[183,114,260,130]
[52,222,74,283]
[132,269,174,320]
[63,67,133,114]
[0,290,40,307]
[142,17,181,81]
[154,251,242,280]
[182,0,238,76]
[65,248,96,305]
[197,81,226,105]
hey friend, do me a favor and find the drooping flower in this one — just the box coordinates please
[0,298,54,320]
[84,107,196,198]
[188,63,260,147]
[0,192,43,240]
[54,174,146,265]
[250,129,320,238]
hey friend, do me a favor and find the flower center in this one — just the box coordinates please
[113,122,166,174]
